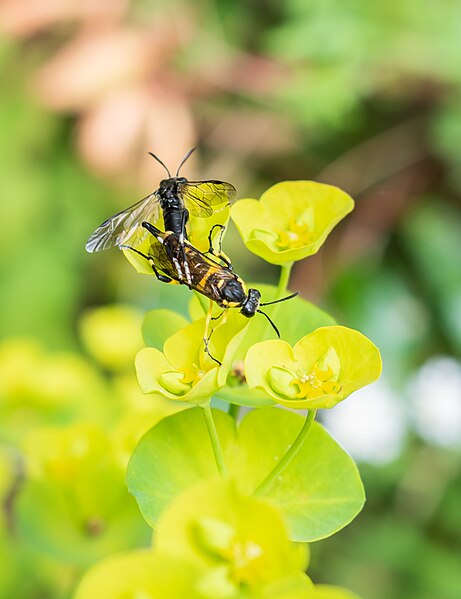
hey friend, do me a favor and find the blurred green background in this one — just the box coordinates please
[1,1,461,598]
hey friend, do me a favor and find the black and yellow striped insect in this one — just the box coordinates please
[122,221,297,363]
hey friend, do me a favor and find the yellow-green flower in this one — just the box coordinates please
[0,337,108,446]
[79,305,144,371]
[155,478,309,598]
[231,181,354,265]
[74,550,204,599]
[136,312,249,405]
[245,326,382,409]
[22,423,123,490]
[16,423,149,565]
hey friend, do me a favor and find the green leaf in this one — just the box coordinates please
[127,408,236,526]
[241,284,336,349]
[280,302,336,347]
[128,408,364,542]
[232,409,365,542]
[214,385,274,409]
[142,309,189,350]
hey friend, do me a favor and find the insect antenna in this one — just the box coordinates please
[176,147,197,176]
[257,309,281,338]
[260,291,299,307]
[148,152,171,177]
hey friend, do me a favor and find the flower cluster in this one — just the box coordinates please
[74,180,381,598]
[76,477,361,599]
[129,180,380,413]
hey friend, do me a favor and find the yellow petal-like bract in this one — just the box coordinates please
[245,326,382,409]
[231,181,354,265]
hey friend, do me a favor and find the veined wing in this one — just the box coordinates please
[85,192,161,253]
[179,180,236,218]
[147,238,182,282]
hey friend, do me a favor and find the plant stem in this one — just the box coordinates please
[202,405,227,476]
[276,262,293,297]
[265,262,294,337]
[254,409,317,496]
[228,403,241,421]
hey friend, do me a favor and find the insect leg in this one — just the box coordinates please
[206,224,233,270]
[219,309,229,326]
[211,309,226,321]
[179,209,188,246]
[179,210,192,285]
[142,221,164,241]
[142,221,185,282]
[203,300,222,366]
[163,244,185,283]
[120,245,172,283]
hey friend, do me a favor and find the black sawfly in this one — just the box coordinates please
[85,148,236,253]
[122,221,298,364]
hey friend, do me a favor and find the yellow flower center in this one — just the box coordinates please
[160,350,216,396]
[292,363,341,399]
[181,362,209,386]
[225,538,264,584]
[276,218,313,250]
[194,517,265,588]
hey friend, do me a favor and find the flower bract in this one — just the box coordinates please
[74,550,204,599]
[155,478,309,598]
[244,326,382,409]
[136,311,249,405]
[231,181,354,265]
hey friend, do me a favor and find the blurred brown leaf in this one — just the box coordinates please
[33,26,156,111]
[78,85,196,184]
[77,85,152,176]
[0,0,128,37]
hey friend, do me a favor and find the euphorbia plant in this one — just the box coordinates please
[75,181,382,598]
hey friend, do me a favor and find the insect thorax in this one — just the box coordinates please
[218,278,248,308]
[158,178,186,203]
[158,178,188,235]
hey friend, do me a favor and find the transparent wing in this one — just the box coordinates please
[85,192,161,253]
[179,180,236,218]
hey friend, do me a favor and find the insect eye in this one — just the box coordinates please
[240,303,256,318]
